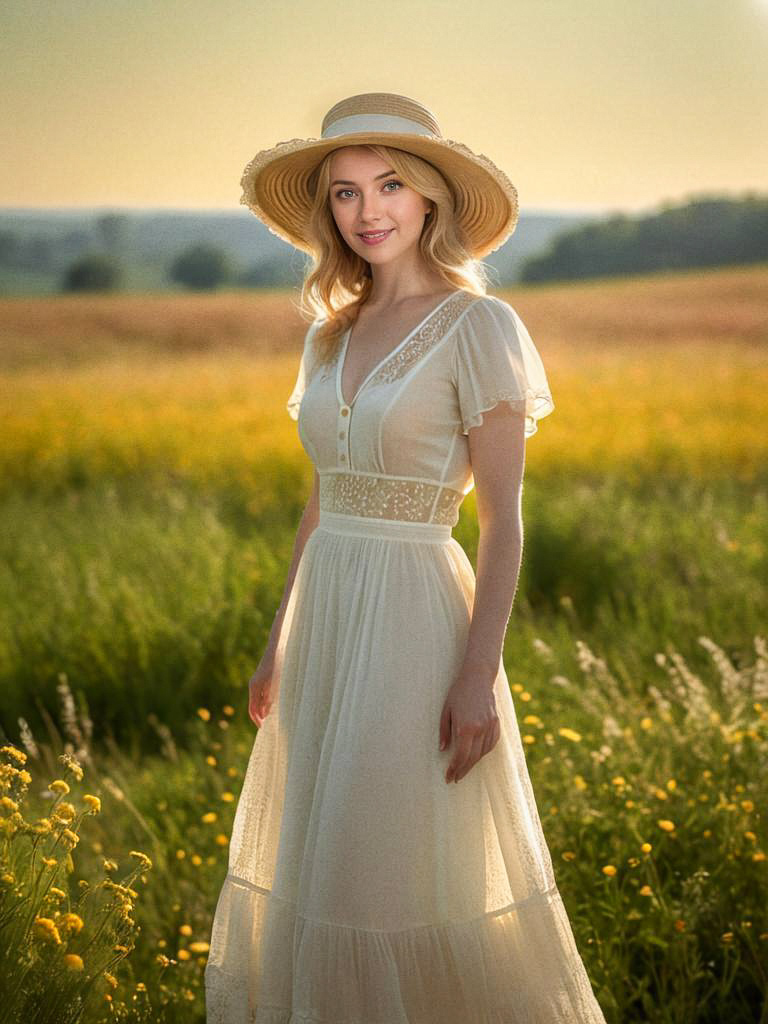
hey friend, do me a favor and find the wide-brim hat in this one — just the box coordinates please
[239,92,519,260]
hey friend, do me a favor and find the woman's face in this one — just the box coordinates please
[327,147,432,266]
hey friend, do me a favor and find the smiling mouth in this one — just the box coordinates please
[358,230,392,239]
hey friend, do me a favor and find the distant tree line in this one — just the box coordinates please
[0,193,765,293]
[0,212,290,293]
[519,192,768,283]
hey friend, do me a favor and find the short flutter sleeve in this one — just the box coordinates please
[452,296,555,438]
[286,320,320,421]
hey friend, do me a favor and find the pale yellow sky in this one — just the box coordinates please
[2,0,767,213]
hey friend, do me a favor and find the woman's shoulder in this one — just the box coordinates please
[454,292,522,339]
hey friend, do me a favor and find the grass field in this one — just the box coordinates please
[1,265,767,1022]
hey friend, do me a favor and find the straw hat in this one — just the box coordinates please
[239,92,519,260]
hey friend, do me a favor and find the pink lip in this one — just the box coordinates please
[358,229,393,246]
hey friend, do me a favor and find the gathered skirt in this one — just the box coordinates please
[204,510,607,1023]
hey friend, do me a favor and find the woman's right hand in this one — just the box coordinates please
[248,661,277,727]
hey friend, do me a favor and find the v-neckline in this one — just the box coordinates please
[336,291,462,409]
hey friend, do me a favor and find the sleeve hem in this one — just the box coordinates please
[460,390,555,438]
[286,399,300,421]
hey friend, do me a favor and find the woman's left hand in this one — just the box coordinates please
[439,672,501,783]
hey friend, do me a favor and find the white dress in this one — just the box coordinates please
[205,290,607,1023]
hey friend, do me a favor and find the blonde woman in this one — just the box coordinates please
[205,92,607,1024]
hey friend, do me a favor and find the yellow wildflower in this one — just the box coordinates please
[721,932,734,943]
[129,850,152,870]
[104,972,118,989]
[60,912,84,935]
[215,834,229,846]
[674,919,686,932]
[639,717,652,730]
[201,812,217,824]
[64,953,84,971]
[602,864,617,877]
[178,949,191,961]
[1,746,27,765]
[221,792,235,803]
[41,856,57,868]
[33,917,62,944]
[59,753,84,781]
[558,728,582,743]
[49,887,67,901]
[639,885,653,896]
[49,780,70,795]
[561,851,576,861]
[189,941,210,953]
[83,795,101,813]
[753,852,766,862]
[741,800,755,813]
[54,802,76,822]
[222,705,235,716]
[60,828,80,849]
[658,820,676,832]
[179,924,193,936]
[197,708,211,722]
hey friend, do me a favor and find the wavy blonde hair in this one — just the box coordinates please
[296,144,490,367]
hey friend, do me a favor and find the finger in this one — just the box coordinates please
[439,704,452,751]
[479,720,498,759]
[446,734,473,783]
[455,734,486,783]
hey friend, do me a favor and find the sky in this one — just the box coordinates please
[2,0,767,215]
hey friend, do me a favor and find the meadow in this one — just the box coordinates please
[0,265,767,1022]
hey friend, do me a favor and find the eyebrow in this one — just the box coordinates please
[330,169,398,187]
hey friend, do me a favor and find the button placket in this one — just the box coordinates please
[338,405,350,466]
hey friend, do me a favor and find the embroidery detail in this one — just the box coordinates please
[319,472,463,526]
[367,290,478,390]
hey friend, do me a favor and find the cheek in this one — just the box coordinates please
[330,202,351,228]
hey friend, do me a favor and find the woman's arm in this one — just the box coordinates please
[440,403,526,782]
[462,403,526,684]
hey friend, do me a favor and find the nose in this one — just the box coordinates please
[358,190,384,224]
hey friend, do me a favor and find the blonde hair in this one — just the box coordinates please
[297,144,490,367]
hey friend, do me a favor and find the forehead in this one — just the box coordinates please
[328,146,392,179]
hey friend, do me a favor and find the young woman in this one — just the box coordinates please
[205,92,607,1024]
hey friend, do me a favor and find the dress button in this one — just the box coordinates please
[341,407,349,417]
[340,454,347,462]
[338,431,345,439]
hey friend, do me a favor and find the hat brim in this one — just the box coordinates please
[239,133,519,260]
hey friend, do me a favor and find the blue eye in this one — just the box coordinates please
[335,180,403,199]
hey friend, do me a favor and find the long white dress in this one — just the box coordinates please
[204,290,607,1023]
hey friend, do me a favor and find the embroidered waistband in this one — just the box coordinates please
[318,471,464,527]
